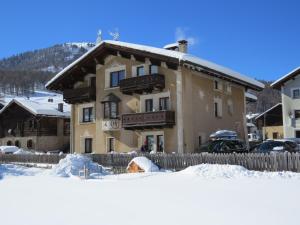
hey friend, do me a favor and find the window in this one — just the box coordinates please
[107,137,115,152]
[82,107,94,123]
[146,135,155,152]
[15,140,20,148]
[273,132,278,139]
[157,135,164,152]
[226,83,231,93]
[159,97,170,110]
[145,99,153,112]
[214,80,219,90]
[136,66,145,76]
[104,102,118,119]
[149,65,158,74]
[27,140,33,149]
[292,89,300,99]
[296,131,300,138]
[295,110,300,119]
[90,76,96,88]
[110,70,125,87]
[84,138,92,153]
[214,99,222,118]
[228,101,233,115]
[7,140,12,146]
[198,136,202,148]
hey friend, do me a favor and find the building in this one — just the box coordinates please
[46,40,264,154]
[0,96,70,152]
[255,103,283,140]
[271,67,300,138]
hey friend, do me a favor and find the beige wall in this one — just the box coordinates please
[72,55,247,154]
[263,126,284,140]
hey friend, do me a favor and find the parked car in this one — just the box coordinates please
[253,140,298,153]
[198,139,248,153]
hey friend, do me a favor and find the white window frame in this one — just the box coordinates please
[225,82,232,94]
[132,64,146,77]
[291,88,300,99]
[214,79,223,92]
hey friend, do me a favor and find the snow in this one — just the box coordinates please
[245,92,257,101]
[0,146,19,154]
[127,156,159,172]
[209,130,237,139]
[50,154,109,178]
[46,40,264,90]
[0,163,300,225]
[0,91,70,117]
[13,149,33,155]
[246,112,260,120]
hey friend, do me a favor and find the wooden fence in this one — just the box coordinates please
[1,152,300,172]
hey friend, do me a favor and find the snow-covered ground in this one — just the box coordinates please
[0,158,300,225]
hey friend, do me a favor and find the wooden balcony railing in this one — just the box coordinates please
[122,110,175,130]
[119,74,165,95]
[63,87,96,104]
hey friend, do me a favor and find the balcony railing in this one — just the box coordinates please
[122,110,175,130]
[63,87,96,104]
[119,74,165,95]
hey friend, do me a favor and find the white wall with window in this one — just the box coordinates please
[132,64,159,77]
[140,91,171,112]
[106,137,115,152]
[214,79,223,91]
[105,65,126,88]
[80,136,93,153]
[141,131,164,153]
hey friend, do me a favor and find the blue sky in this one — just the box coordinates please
[0,0,299,81]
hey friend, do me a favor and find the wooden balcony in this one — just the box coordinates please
[122,110,175,130]
[119,74,165,95]
[63,87,96,104]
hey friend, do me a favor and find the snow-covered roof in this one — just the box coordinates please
[46,40,264,90]
[245,92,257,101]
[255,103,282,120]
[163,42,179,49]
[127,156,159,172]
[0,94,70,118]
[271,67,300,89]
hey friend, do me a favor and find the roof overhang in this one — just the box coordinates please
[271,67,300,90]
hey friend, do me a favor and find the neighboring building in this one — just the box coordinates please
[0,97,70,152]
[246,113,260,140]
[271,67,300,138]
[46,40,264,154]
[256,103,283,140]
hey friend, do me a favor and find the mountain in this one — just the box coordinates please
[0,42,95,96]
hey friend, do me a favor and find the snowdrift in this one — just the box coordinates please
[127,156,159,172]
[179,164,300,179]
[51,154,109,178]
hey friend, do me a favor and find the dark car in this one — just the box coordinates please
[198,139,248,153]
[253,140,298,153]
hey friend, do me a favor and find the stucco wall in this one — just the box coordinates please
[263,126,284,140]
[281,74,300,138]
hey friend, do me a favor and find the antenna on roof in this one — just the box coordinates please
[96,29,102,44]
[109,28,120,41]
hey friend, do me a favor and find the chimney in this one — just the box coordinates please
[58,103,64,112]
[48,98,53,102]
[178,39,188,53]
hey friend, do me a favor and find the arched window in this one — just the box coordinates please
[7,140,12,146]
[27,139,33,149]
[15,140,20,148]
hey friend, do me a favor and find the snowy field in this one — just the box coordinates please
[1,155,300,225]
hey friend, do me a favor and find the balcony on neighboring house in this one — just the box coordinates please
[63,87,96,104]
[122,110,175,130]
[119,74,165,95]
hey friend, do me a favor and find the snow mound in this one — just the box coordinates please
[179,164,300,179]
[128,156,159,172]
[0,146,19,154]
[51,154,109,178]
[0,164,41,179]
[13,149,33,155]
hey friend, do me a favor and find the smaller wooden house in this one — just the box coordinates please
[0,97,70,152]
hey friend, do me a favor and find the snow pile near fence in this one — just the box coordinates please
[179,164,300,179]
[50,154,109,178]
[0,164,41,179]
[127,156,160,172]
[13,149,34,155]
[0,146,19,154]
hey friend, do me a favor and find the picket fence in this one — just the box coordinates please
[1,152,300,172]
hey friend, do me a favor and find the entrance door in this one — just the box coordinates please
[146,135,154,152]
[157,135,164,152]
